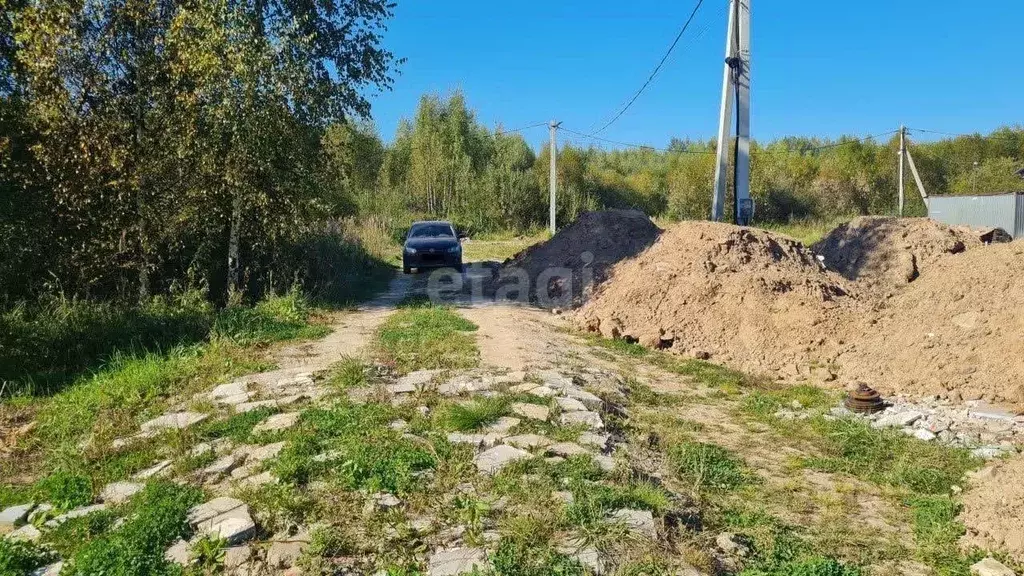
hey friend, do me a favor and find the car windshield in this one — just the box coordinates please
[408,224,454,239]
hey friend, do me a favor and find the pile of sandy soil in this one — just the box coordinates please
[835,241,1024,404]
[961,459,1024,561]
[813,216,982,293]
[574,221,857,376]
[497,210,661,308]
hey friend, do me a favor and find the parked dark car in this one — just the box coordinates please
[402,220,465,274]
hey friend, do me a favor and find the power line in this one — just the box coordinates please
[586,19,714,134]
[589,0,706,136]
[496,121,548,135]
[908,127,1024,142]
[560,126,714,154]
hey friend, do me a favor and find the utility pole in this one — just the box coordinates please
[898,125,906,216]
[711,0,751,225]
[549,120,561,234]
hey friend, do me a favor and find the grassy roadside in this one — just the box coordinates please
[582,333,1001,576]
[374,297,480,373]
[0,288,342,507]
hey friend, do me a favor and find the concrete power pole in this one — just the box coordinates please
[711,0,751,225]
[549,120,561,234]
[898,125,906,216]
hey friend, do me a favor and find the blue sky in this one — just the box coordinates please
[366,0,1023,150]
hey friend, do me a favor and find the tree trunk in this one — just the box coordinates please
[227,191,242,296]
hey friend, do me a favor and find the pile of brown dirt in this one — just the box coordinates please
[574,221,857,376]
[961,457,1024,561]
[835,241,1024,404]
[497,210,661,308]
[813,216,983,293]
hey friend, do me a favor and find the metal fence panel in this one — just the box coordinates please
[928,194,1020,238]
[1017,194,1024,239]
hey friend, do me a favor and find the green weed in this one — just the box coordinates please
[0,539,55,576]
[212,286,328,345]
[669,441,751,494]
[803,418,977,495]
[64,481,203,576]
[438,397,509,431]
[326,357,368,390]
[908,495,978,575]
[376,302,479,372]
[33,469,93,511]
[490,537,585,576]
[274,404,435,494]
[197,407,277,443]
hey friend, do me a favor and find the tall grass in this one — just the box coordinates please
[0,290,213,396]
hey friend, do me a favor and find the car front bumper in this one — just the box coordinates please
[404,251,462,270]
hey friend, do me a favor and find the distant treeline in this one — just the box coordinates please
[333,92,1024,234]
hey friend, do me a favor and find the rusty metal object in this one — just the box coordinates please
[845,383,885,414]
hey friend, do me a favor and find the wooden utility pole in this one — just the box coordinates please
[549,120,561,234]
[898,125,906,216]
[712,0,752,225]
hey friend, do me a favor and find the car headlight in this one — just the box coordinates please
[447,245,461,254]
[405,247,417,254]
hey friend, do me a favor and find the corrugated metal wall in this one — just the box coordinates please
[1017,194,1024,238]
[928,193,1022,238]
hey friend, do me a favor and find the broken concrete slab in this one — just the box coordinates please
[6,523,41,542]
[716,532,752,557]
[555,396,587,412]
[535,370,573,389]
[427,547,490,576]
[239,471,276,488]
[44,504,107,528]
[474,445,532,475]
[562,387,603,409]
[396,369,443,389]
[578,432,610,450]
[509,382,539,394]
[504,434,552,450]
[593,454,616,472]
[133,459,172,480]
[438,376,494,396]
[0,504,33,533]
[970,557,1016,576]
[188,497,247,526]
[140,411,209,433]
[99,481,144,505]
[209,381,248,400]
[252,412,301,434]
[528,385,557,398]
[560,410,604,430]
[511,402,550,421]
[30,562,63,576]
[486,416,521,435]
[609,508,656,539]
[546,442,590,458]
[871,410,922,429]
[203,454,244,479]
[242,441,286,463]
[267,533,310,568]
[165,539,189,566]
[194,506,256,545]
[447,432,503,449]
